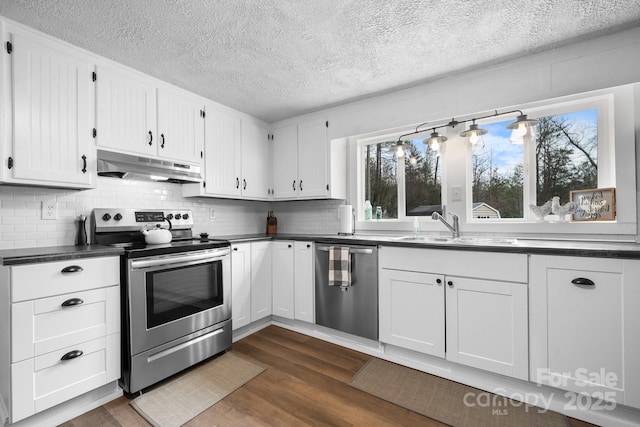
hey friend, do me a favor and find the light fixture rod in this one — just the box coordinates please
[395,109,525,143]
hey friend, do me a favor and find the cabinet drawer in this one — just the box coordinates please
[11,256,119,302]
[11,335,120,423]
[12,286,120,362]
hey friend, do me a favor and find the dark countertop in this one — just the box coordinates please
[0,245,125,266]
[221,233,640,259]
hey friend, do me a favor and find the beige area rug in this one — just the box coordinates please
[350,358,569,427]
[130,352,265,427]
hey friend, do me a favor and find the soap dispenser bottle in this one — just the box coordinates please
[413,217,420,237]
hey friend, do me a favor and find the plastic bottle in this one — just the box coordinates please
[364,200,373,221]
[413,217,420,237]
[375,206,383,220]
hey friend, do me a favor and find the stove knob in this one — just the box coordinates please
[175,214,182,220]
[165,214,174,220]
[114,213,122,221]
[182,213,189,220]
[102,213,112,221]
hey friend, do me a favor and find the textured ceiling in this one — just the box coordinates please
[2,1,640,123]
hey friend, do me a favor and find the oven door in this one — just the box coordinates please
[126,247,231,356]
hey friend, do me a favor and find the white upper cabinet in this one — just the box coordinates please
[241,120,270,199]
[272,123,299,199]
[156,86,204,164]
[272,118,346,200]
[95,66,204,165]
[5,28,95,188]
[95,65,156,157]
[183,108,270,200]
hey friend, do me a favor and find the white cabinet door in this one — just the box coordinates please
[203,109,242,197]
[445,276,528,380]
[530,255,640,409]
[297,118,328,198]
[294,241,314,323]
[251,241,272,322]
[379,269,445,358]
[241,121,270,199]
[10,32,94,188]
[95,65,156,157]
[157,87,204,164]
[272,241,294,319]
[231,243,251,330]
[272,124,298,199]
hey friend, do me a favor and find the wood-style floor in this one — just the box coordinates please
[61,325,597,426]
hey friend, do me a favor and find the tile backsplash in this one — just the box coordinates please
[0,177,345,249]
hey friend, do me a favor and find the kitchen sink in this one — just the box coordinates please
[393,235,518,245]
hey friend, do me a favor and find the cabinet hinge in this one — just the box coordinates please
[7,157,13,169]
[92,71,97,82]
[6,41,12,54]
[92,128,97,138]
[326,121,329,128]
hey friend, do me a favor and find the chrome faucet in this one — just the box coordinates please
[432,211,460,239]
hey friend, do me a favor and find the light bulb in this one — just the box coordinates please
[396,146,404,158]
[515,122,527,137]
[430,140,440,152]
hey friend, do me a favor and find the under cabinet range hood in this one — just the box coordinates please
[97,149,202,184]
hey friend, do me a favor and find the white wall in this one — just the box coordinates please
[273,26,640,241]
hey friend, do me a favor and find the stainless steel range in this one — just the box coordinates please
[91,208,232,394]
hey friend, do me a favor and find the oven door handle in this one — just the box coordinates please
[130,249,229,269]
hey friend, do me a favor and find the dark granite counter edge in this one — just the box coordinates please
[222,233,640,260]
[0,245,125,266]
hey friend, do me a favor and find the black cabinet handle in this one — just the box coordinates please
[571,277,595,287]
[233,247,238,251]
[306,244,311,248]
[61,350,83,361]
[288,244,292,248]
[161,133,165,148]
[436,278,442,284]
[81,155,87,173]
[148,130,153,146]
[61,265,83,274]
[61,298,84,307]
[447,280,453,287]
[236,177,240,189]
[292,180,296,191]
[299,180,303,191]
[243,179,247,190]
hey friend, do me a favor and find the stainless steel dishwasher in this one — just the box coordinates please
[315,244,378,340]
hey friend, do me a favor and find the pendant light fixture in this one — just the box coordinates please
[505,114,538,144]
[424,129,447,152]
[391,139,406,158]
[459,120,487,149]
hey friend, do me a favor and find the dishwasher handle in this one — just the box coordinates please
[316,245,375,255]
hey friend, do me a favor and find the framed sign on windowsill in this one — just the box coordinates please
[570,187,616,221]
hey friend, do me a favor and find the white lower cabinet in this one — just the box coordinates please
[2,256,120,423]
[379,269,445,357]
[231,243,252,330]
[293,241,314,323]
[272,241,295,319]
[251,241,273,322]
[530,255,640,409]
[379,247,529,380]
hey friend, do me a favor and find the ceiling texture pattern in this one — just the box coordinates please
[1,0,640,123]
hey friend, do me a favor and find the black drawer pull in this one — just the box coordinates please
[61,298,84,307]
[61,265,83,274]
[447,281,453,287]
[571,277,595,287]
[61,350,83,361]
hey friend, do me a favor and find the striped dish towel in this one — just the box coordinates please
[328,246,351,287]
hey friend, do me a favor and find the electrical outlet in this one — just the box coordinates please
[209,208,216,220]
[42,201,58,220]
